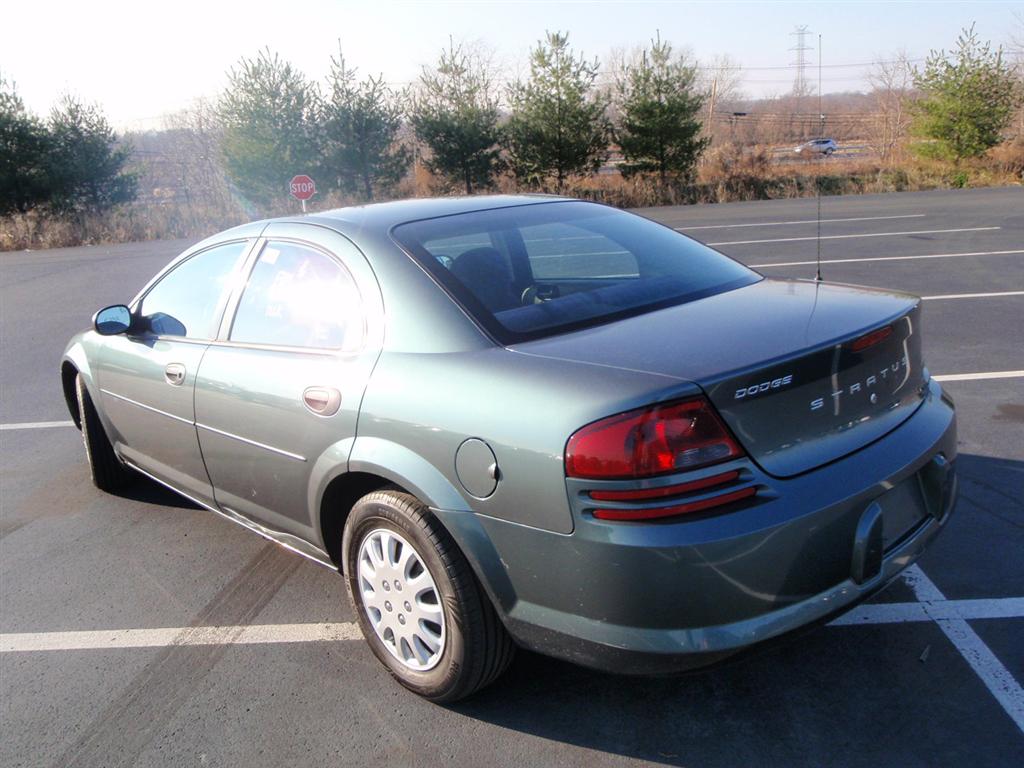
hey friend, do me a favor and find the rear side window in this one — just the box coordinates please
[393,201,758,343]
[140,240,249,339]
[230,241,363,350]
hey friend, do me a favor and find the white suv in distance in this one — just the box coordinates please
[795,138,838,155]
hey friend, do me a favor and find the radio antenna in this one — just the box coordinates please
[815,33,824,282]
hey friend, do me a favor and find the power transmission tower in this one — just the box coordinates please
[789,25,813,97]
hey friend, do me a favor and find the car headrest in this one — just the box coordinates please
[451,247,520,313]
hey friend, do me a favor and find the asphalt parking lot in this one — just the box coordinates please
[1,186,1022,767]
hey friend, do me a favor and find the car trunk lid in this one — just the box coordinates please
[510,278,928,478]
[700,301,925,477]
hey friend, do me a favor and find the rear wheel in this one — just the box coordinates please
[342,490,515,702]
[76,374,133,492]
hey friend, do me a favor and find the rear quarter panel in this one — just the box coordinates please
[355,346,700,534]
[330,222,704,534]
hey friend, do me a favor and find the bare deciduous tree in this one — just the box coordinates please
[867,52,914,164]
[1007,11,1024,136]
[698,55,744,146]
[160,99,240,216]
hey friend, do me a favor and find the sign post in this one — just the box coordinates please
[289,174,316,212]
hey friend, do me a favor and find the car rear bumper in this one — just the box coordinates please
[504,483,953,674]
[448,379,957,674]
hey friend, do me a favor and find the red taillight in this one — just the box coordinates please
[589,469,741,501]
[565,397,744,480]
[851,325,893,352]
[593,486,757,521]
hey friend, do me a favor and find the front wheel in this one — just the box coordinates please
[75,374,133,492]
[342,490,514,701]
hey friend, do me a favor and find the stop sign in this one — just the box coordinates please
[289,175,316,201]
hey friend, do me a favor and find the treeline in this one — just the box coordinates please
[213,25,1021,209]
[1,25,1021,231]
[217,32,708,207]
[0,80,135,216]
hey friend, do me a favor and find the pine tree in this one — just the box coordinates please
[505,32,611,189]
[46,95,136,215]
[410,40,502,194]
[616,35,709,186]
[0,74,51,214]
[323,49,410,201]
[912,25,1020,163]
[218,49,322,209]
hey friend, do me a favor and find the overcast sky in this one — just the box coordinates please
[4,1,1021,130]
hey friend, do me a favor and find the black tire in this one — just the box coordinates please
[76,374,133,492]
[342,490,515,702]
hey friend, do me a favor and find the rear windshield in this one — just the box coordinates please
[392,201,759,343]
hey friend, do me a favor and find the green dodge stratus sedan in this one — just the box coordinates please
[62,196,958,701]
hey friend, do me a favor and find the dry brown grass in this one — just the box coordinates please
[0,202,249,252]
[984,138,1024,179]
[0,190,366,252]
[559,142,1023,208]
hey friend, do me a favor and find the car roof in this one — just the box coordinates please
[290,194,573,233]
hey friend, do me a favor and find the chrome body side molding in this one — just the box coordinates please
[100,389,194,426]
[101,388,307,463]
[195,422,307,463]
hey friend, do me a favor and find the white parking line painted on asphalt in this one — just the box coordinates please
[902,565,1024,733]
[932,371,1024,382]
[708,226,1000,246]
[0,623,363,652]
[0,420,75,431]
[677,214,927,231]
[4,594,1022,653]
[749,248,1024,268]
[923,291,1024,301]
[829,597,1024,625]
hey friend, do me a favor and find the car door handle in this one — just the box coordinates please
[164,363,186,386]
[303,386,341,416]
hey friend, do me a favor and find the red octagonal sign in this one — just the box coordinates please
[289,174,316,201]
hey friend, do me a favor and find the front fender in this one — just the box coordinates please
[61,332,96,428]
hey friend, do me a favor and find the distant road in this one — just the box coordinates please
[770,141,876,162]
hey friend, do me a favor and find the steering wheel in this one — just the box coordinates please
[521,285,561,305]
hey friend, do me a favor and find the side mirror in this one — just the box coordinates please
[93,305,132,336]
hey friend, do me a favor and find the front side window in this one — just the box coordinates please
[393,201,759,343]
[139,240,249,339]
[230,241,363,350]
